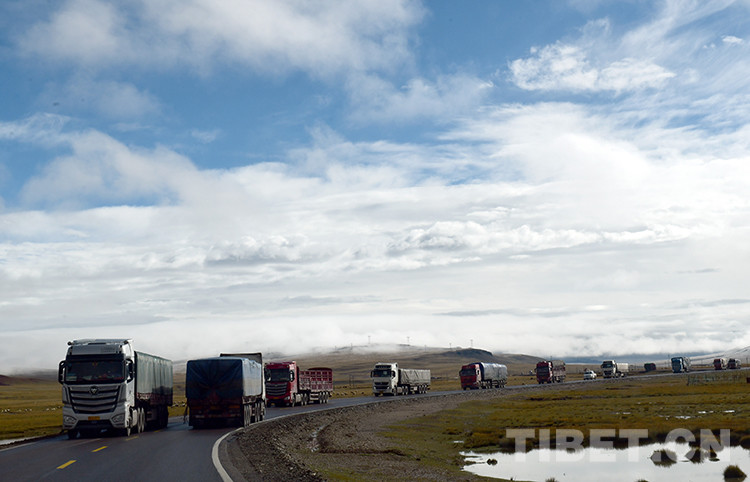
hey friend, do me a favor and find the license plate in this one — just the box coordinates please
[88,416,100,421]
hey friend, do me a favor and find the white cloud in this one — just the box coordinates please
[722,35,743,45]
[17,0,424,77]
[510,43,674,93]
[346,73,493,123]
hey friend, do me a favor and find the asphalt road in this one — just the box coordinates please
[0,392,456,482]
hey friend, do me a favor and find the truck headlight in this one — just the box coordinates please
[111,414,124,424]
[64,416,77,425]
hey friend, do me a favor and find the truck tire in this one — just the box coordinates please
[67,429,78,440]
[137,407,146,434]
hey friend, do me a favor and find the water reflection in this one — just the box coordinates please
[463,442,749,481]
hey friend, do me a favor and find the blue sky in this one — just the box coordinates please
[2,0,750,370]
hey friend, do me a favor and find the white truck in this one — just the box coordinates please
[371,362,430,396]
[58,339,173,439]
[601,360,629,378]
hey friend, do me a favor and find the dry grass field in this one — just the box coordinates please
[380,369,750,478]
[0,374,61,440]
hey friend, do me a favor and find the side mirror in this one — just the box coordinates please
[58,361,65,384]
[126,360,135,381]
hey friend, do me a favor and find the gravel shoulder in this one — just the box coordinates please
[221,385,557,481]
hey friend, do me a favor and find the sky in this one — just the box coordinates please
[2,0,750,372]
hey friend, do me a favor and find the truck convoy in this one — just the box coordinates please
[459,362,508,389]
[58,339,173,439]
[371,362,430,396]
[264,361,333,406]
[713,357,728,370]
[601,360,629,378]
[185,355,265,428]
[536,360,566,383]
[671,356,691,373]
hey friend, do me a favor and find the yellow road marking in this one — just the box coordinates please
[92,446,107,452]
[125,435,139,441]
[57,460,76,469]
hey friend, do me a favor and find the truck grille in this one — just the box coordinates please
[266,384,288,397]
[374,382,390,389]
[69,385,120,414]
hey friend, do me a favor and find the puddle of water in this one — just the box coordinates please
[463,442,750,481]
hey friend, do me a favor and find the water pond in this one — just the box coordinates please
[463,442,750,481]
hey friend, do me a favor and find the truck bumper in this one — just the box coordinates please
[62,404,128,430]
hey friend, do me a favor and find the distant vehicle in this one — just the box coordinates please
[583,369,597,380]
[601,360,629,378]
[265,361,333,406]
[58,339,172,439]
[371,362,430,396]
[671,356,691,373]
[459,362,508,389]
[644,363,657,372]
[186,356,265,428]
[728,358,743,369]
[714,358,728,370]
[536,360,566,384]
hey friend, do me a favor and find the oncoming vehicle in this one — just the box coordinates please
[583,369,597,380]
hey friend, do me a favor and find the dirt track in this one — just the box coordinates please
[222,385,555,481]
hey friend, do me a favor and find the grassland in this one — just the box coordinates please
[378,370,750,479]
[0,375,62,440]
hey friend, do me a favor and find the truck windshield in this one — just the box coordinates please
[63,360,125,384]
[371,369,392,378]
[602,362,613,368]
[459,369,476,377]
[266,368,292,382]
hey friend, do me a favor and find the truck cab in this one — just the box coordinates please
[58,339,138,438]
[601,360,619,378]
[459,363,482,389]
[671,356,691,373]
[371,362,398,395]
[265,361,301,406]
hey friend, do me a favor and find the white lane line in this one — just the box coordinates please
[212,428,241,482]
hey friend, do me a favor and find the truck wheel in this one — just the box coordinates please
[138,407,146,433]
[67,429,78,440]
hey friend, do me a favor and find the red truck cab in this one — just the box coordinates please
[265,361,299,406]
[459,363,482,389]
